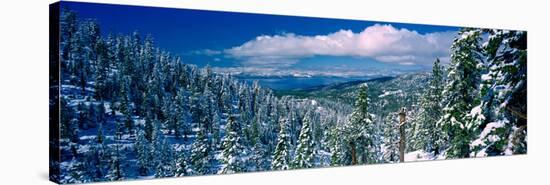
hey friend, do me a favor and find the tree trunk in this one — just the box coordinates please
[349,141,357,165]
[399,125,406,162]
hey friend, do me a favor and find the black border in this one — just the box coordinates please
[49,2,61,184]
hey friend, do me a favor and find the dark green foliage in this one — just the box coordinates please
[292,114,315,169]
[271,118,291,170]
[220,116,248,173]
[438,28,484,158]
[413,58,445,154]
[345,84,380,164]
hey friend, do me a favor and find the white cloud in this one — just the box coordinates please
[225,24,455,65]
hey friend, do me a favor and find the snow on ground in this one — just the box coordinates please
[404,150,446,162]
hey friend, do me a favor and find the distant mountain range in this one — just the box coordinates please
[275,72,431,116]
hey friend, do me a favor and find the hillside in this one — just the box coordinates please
[277,73,431,116]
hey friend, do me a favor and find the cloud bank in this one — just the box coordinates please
[225,24,455,66]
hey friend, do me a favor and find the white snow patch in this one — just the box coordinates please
[378,90,403,98]
[480,122,505,139]
[79,135,96,140]
[481,74,492,81]
[469,105,483,116]
[77,145,91,153]
[310,100,318,106]
[470,121,506,148]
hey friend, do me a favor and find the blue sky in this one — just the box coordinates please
[61,1,460,77]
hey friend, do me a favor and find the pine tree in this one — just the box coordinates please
[404,107,420,153]
[249,111,261,146]
[292,113,315,169]
[60,96,79,143]
[97,122,104,144]
[383,113,400,162]
[60,8,77,64]
[203,85,222,148]
[413,58,445,155]
[248,109,270,171]
[68,141,100,183]
[119,76,134,134]
[162,97,178,137]
[469,30,527,156]
[153,137,175,178]
[175,151,190,177]
[143,115,154,142]
[94,39,110,101]
[175,87,191,140]
[106,143,125,181]
[271,117,291,170]
[87,101,99,128]
[135,129,151,176]
[76,102,88,129]
[220,116,248,174]
[190,121,213,175]
[89,142,107,181]
[438,28,484,158]
[346,83,379,164]
[96,101,106,125]
[68,157,91,183]
[328,124,349,166]
[146,62,164,120]
[152,120,175,178]
[250,139,270,171]
[211,111,222,148]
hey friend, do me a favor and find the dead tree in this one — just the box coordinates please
[398,107,407,162]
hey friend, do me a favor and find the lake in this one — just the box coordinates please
[238,76,375,91]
